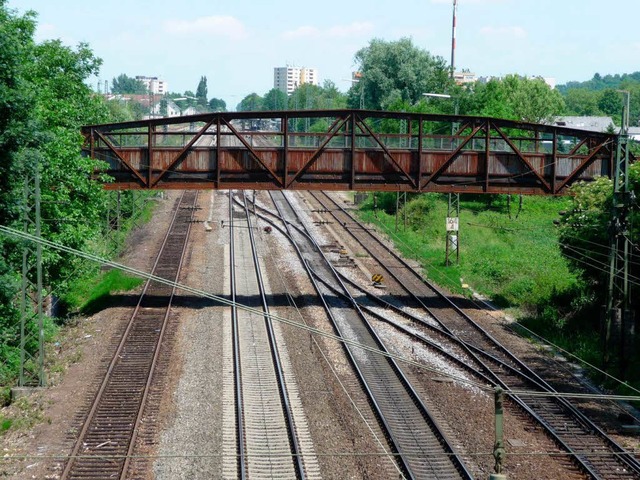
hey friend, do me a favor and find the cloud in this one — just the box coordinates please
[282,22,374,40]
[163,16,247,39]
[480,26,527,38]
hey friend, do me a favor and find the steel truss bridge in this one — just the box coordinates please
[82,109,624,194]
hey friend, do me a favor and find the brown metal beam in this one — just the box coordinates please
[556,141,609,193]
[95,131,147,187]
[492,122,552,193]
[287,115,349,188]
[356,115,417,189]
[222,118,283,188]
[421,124,483,190]
[151,118,215,188]
[82,109,621,195]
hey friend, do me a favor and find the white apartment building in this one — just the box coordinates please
[135,76,168,95]
[274,66,318,95]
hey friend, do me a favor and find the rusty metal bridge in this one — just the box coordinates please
[82,109,621,194]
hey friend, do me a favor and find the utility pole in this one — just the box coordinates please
[604,90,634,376]
[19,159,46,389]
[445,193,460,266]
[451,0,458,79]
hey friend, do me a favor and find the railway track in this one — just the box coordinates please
[226,191,319,479]
[309,190,640,480]
[269,190,472,480]
[60,190,198,480]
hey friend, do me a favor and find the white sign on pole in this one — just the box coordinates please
[446,217,459,232]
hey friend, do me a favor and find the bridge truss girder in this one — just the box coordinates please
[82,109,622,194]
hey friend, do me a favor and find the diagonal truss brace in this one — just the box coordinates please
[95,131,148,187]
[286,115,350,187]
[222,118,283,188]
[492,123,551,193]
[421,124,484,190]
[151,118,216,188]
[356,115,417,189]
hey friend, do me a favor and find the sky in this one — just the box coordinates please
[8,0,640,110]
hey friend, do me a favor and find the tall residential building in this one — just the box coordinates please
[135,76,167,95]
[274,66,318,95]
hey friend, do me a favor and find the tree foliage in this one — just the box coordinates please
[262,88,288,111]
[468,75,565,123]
[208,97,226,112]
[559,74,640,127]
[110,73,147,94]
[351,38,452,110]
[236,93,264,112]
[0,2,125,395]
[196,75,208,107]
[558,162,640,315]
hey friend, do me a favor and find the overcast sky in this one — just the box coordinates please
[8,0,640,110]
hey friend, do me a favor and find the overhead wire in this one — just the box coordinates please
[251,191,402,475]
[334,200,640,397]
[5,223,640,403]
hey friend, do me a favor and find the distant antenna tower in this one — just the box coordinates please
[451,0,458,79]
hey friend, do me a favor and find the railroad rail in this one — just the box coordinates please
[60,190,197,480]
[310,191,640,480]
[227,191,312,479]
[269,190,472,480]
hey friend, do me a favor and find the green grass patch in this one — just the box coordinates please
[357,193,576,308]
[60,268,143,316]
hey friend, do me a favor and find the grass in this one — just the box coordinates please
[60,268,144,316]
[355,193,640,389]
[357,193,576,308]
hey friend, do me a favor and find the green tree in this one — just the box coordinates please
[236,93,263,112]
[262,88,288,111]
[314,80,347,109]
[470,75,565,123]
[208,97,226,112]
[111,73,147,94]
[598,89,624,118]
[351,38,452,110]
[0,2,37,391]
[196,76,208,107]
[563,88,602,116]
[558,162,640,322]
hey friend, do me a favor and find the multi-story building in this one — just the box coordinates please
[135,76,167,95]
[274,66,318,95]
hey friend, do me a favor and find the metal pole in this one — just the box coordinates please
[604,90,634,375]
[19,161,46,388]
[445,193,460,266]
[490,387,507,480]
[451,0,458,79]
[395,191,400,232]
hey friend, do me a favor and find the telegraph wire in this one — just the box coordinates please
[4,224,640,404]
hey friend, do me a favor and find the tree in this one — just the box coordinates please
[236,93,263,112]
[196,76,208,107]
[0,2,38,393]
[0,2,118,397]
[208,97,226,112]
[262,88,288,111]
[351,38,452,110]
[563,88,601,116]
[470,75,565,123]
[111,73,147,94]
